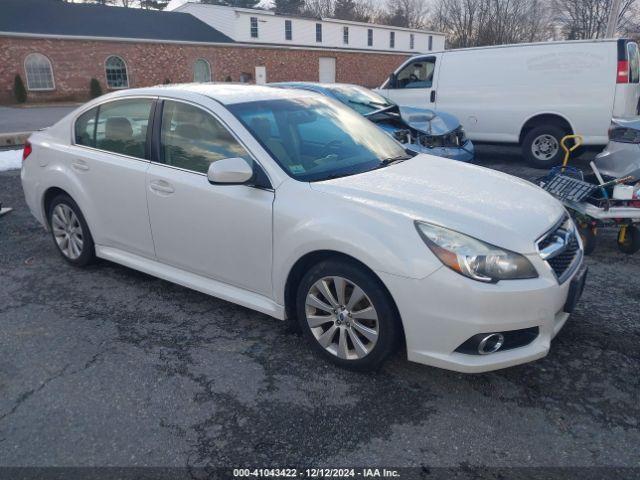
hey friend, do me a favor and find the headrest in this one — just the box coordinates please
[105,117,133,140]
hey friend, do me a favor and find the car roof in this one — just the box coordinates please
[104,83,318,105]
[272,82,362,90]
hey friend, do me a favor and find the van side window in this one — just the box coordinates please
[393,58,435,89]
[93,99,153,159]
[628,42,639,84]
[159,100,252,174]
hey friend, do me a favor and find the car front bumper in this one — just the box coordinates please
[377,255,583,373]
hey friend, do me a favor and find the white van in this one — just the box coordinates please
[379,39,640,167]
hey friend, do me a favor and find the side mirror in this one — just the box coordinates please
[207,157,253,185]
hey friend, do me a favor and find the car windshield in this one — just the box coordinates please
[326,85,395,115]
[228,97,408,182]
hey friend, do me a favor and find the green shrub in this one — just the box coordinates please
[14,74,27,103]
[89,78,103,98]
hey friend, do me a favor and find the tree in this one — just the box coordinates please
[303,0,335,17]
[431,0,553,47]
[274,0,305,14]
[90,78,103,98]
[553,0,637,39]
[13,75,27,104]
[140,0,169,7]
[381,0,429,28]
[333,0,372,22]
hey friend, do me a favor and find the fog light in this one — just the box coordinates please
[478,333,504,355]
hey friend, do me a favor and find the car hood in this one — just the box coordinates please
[310,155,565,254]
[398,106,460,135]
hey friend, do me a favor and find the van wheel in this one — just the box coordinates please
[522,125,568,168]
[296,260,400,371]
[48,194,95,266]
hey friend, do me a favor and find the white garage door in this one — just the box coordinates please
[319,57,336,83]
[255,66,267,85]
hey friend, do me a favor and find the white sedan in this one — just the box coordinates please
[21,85,587,372]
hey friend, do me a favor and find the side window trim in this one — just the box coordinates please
[153,96,273,189]
[71,95,157,162]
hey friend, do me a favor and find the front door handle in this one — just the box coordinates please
[430,90,436,103]
[72,160,89,171]
[149,180,175,195]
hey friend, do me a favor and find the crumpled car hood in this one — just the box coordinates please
[310,154,564,254]
[397,106,460,135]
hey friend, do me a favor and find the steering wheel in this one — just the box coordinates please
[409,73,419,82]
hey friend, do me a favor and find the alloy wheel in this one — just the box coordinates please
[305,276,379,360]
[51,204,84,260]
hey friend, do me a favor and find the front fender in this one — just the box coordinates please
[271,181,442,304]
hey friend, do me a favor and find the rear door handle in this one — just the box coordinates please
[72,160,89,171]
[149,180,175,195]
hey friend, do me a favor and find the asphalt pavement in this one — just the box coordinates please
[0,105,76,134]
[0,146,639,476]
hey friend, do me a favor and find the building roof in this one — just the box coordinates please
[0,0,233,44]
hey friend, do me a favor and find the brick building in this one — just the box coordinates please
[0,0,444,105]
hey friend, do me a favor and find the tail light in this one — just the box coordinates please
[22,140,32,161]
[617,60,630,83]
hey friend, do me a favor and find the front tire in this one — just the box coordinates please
[296,260,400,371]
[522,125,568,168]
[48,194,95,266]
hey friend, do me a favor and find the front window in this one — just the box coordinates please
[228,97,407,182]
[343,26,349,45]
[316,23,322,42]
[389,31,395,48]
[326,85,394,115]
[24,53,55,91]
[285,19,292,40]
[250,17,258,38]
[393,57,435,89]
[105,56,129,89]
[160,101,252,174]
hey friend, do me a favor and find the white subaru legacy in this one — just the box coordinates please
[21,85,587,372]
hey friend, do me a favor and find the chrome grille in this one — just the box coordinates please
[537,215,583,284]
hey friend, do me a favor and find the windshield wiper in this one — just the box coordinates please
[378,155,412,167]
[348,99,390,109]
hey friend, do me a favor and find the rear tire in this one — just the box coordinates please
[617,225,640,255]
[295,260,400,371]
[48,194,95,267]
[522,125,569,169]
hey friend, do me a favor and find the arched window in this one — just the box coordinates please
[194,59,211,83]
[105,56,129,89]
[24,53,55,91]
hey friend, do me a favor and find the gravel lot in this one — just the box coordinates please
[0,146,639,475]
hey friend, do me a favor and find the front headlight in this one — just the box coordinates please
[415,221,538,283]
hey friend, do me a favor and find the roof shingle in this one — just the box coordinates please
[0,0,234,44]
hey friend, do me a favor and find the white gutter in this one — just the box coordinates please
[0,31,420,55]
